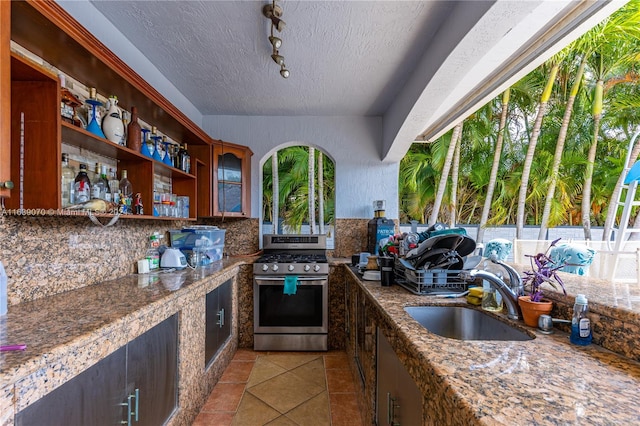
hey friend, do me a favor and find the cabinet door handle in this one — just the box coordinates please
[387,392,400,426]
[119,396,132,426]
[217,308,225,328]
[132,388,139,422]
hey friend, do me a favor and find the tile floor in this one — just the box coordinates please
[193,350,364,426]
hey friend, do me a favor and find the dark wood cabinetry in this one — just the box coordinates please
[15,315,178,426]
[205,278,233,366]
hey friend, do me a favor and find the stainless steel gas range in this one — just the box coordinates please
[253,234,329,351]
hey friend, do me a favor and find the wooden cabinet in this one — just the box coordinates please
[212,143,252,217]
[0,1,11,199]
[376,328,422,426]
[2,2,253,219]
[205,278,233,366]
[15,314,178,426]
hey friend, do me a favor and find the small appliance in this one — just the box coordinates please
[161,248,187,269]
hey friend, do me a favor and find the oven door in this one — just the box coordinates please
[254,276,328,334]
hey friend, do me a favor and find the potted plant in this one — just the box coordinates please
[519,238,567,327]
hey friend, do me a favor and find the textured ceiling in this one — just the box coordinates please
[89,1,455,116]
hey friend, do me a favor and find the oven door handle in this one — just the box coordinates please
[255,276,327,282]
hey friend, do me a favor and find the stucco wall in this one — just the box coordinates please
[203,115,399,220]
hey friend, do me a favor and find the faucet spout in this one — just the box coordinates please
[488,255,524,298]
[459,269,521,320]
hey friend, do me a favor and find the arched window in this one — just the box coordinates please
[261,145,335,248]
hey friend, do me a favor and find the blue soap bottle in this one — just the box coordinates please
[570,294,592,345]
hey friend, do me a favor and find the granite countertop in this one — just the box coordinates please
[0,258,246,389]
[346,266,640,425]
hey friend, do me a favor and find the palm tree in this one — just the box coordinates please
[449,129,461,227]
[477,89,510,243]
[272,151,279,233]
[428,121,463,225]
[308,147,316,234]
[516,62,559,238]
[317,151,325,234]
[538,54,586,239]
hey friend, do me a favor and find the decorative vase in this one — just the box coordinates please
[102,96,125,145]
[518,295,553,327]
[126,106,142,152]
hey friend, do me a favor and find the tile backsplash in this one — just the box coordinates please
[0,214,259,306]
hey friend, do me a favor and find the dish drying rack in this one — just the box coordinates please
[393,258,470,295]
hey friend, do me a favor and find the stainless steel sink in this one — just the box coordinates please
[404,306,533,341]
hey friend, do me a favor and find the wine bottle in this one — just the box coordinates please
[61,153,75,207]
[108,168,120,204]
[119,170,133,214]
[74,163,91,203]
[91,163,106,199]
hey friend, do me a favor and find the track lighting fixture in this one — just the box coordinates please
[263,0,290,79]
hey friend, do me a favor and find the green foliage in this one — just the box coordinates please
[399,0,640,227]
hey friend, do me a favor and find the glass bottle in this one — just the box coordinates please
[146,234,160,271]
[101,165,111,201]
[126,106,142,151]
[119,170,133,214]
[481,259,504,312]
[74,163,91,203]
[108,168,120,204]
[180,143,191,173]
[91,163,106,199]
[570,294,592,345]
[61,153,76,207]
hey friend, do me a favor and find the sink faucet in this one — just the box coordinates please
[459,269,521,320]
[487,253,524,298]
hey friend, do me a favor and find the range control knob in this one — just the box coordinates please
[272,264,279,272]
[288,264,295,272]
[304,264,311,272]
[262,264,269,272]
[313,264,321,272]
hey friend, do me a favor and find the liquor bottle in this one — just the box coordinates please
[108,168,120,204]
[91,163,106,199]
[119,170,133,214]
[180,143,191,174]
[61,153,75,207]
[74,163,91,203]
[100,165,112,201]
[126,106,142,151]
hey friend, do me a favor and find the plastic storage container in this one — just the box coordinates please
[169,226,225,265]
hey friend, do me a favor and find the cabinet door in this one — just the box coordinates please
[205,279,233,366]
[205,285,219,366]
[15,346,127,426]
[376,329,422,426]
[127,314,178,426]
[212,144,251,217]
[217,278,232,347]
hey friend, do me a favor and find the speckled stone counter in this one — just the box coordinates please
[0,258,248,426]
[344,265,640,425]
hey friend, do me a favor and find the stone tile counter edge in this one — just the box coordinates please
[344,265,640,425]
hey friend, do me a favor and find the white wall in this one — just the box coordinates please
[203,116,399,220]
